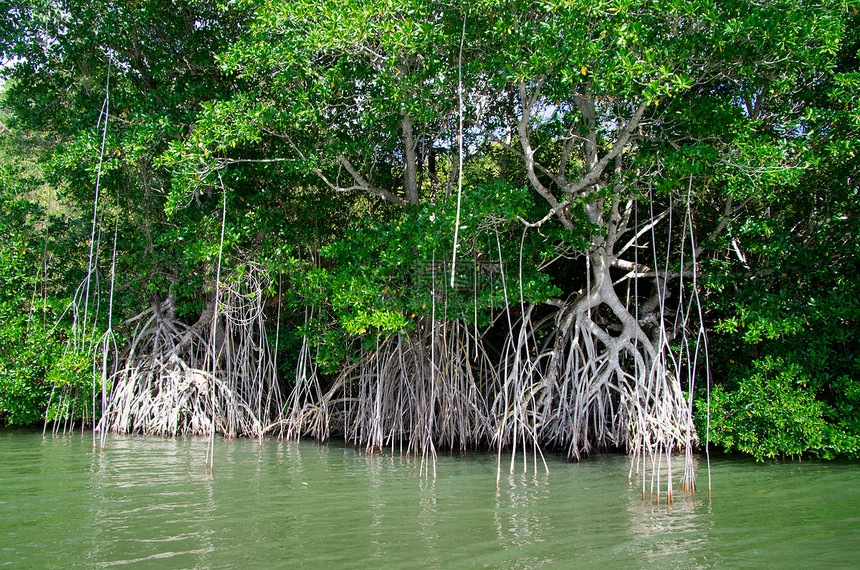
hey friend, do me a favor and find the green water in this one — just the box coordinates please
[1,430,858,568]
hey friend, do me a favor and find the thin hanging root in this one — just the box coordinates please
[293,317,492,463]
[283,326,327,441]
[97,263,285,439]
[266,193,703,493]
[44,97,111,433]
[490,305,549,479]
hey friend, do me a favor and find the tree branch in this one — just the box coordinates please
[563,100,648,197]
[337,155,409,206]
[273,132,408,206]
[401,115,419,205]
[518,80,574,230]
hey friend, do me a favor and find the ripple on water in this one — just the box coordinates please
[1,431,859,568]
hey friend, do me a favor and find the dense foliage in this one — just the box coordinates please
[0,123,96,426]
[1,0,858,463]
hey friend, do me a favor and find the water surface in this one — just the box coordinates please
[1,430,858,567]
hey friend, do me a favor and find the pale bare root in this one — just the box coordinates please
[97,263,285,438]
[288,317,492,460]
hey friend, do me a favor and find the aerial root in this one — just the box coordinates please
[98,263,285,438]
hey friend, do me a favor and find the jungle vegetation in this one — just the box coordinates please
[1,0,858,484]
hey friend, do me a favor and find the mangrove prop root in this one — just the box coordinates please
[97,263,285,438]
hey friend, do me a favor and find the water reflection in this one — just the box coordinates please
[620,454,713,567]
[494,471,547,546]
[417,470,439,558]
[2,431,859,568]
[84,436,220,567]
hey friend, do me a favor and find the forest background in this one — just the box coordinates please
[1,0,858,464]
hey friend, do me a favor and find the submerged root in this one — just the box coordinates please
[98,263,285,438]
[282,333,327,440]
[285,301,698,494]
[291,317,492,458]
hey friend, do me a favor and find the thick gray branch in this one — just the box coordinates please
[518,80,574,230]
[563,101,649,197]
[401,115,419,206]
[337,155,409,207]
